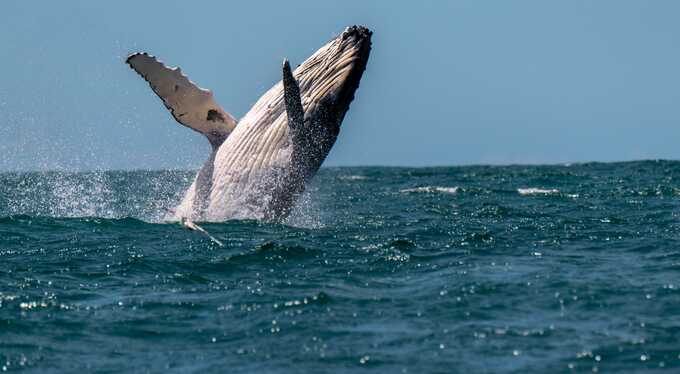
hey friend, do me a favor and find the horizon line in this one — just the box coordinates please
[0,158,677,174]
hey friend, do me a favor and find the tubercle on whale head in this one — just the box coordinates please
[341,25,373,41]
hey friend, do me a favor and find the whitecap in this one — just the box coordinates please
[517,188,559,195]
[339,175,368,181]
[400,186,459,194]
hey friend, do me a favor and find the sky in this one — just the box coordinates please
[1,1,679,171]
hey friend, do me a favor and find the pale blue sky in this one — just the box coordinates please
[1,1,679,170]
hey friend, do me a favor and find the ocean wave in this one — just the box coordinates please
[400,186,459,194]
[2,163,679,373]
[220,241,321,265]
[517,188,560,195]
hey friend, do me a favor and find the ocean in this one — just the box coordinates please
[1,161,679,373]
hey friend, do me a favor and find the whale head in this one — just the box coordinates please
[289,25,373,176]
[299,26,373,122]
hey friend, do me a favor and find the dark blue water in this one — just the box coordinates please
[2,161,680,372]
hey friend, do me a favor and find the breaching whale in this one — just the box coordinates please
[126,26,372,222]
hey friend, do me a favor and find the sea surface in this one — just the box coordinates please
[2,161,680,373]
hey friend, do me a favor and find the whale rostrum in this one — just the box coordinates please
[126,26,372,222]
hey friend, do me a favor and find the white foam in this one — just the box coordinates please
[5,170,188,223]
[400,186,459,195]
[339,175,368,181]
[517,188,559,196]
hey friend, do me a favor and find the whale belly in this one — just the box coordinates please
[205,103,294,221]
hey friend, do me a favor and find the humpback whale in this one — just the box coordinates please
[126,26,372,222]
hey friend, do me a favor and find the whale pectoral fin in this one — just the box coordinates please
[126,52,237,147]
[282,59,305,134]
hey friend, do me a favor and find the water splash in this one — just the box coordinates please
[286,189,325,229]
[1,170,190,222]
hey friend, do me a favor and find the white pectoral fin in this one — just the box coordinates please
[282,59,305,133]
[126,52,237,147]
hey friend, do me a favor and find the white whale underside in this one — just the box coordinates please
[174,37,361,221]
[175,107,293,221]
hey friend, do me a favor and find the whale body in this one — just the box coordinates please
[126,26,372,222]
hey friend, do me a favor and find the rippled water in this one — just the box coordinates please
[2,161,680,372]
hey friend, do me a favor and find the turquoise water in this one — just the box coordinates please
[2,161,680,372]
